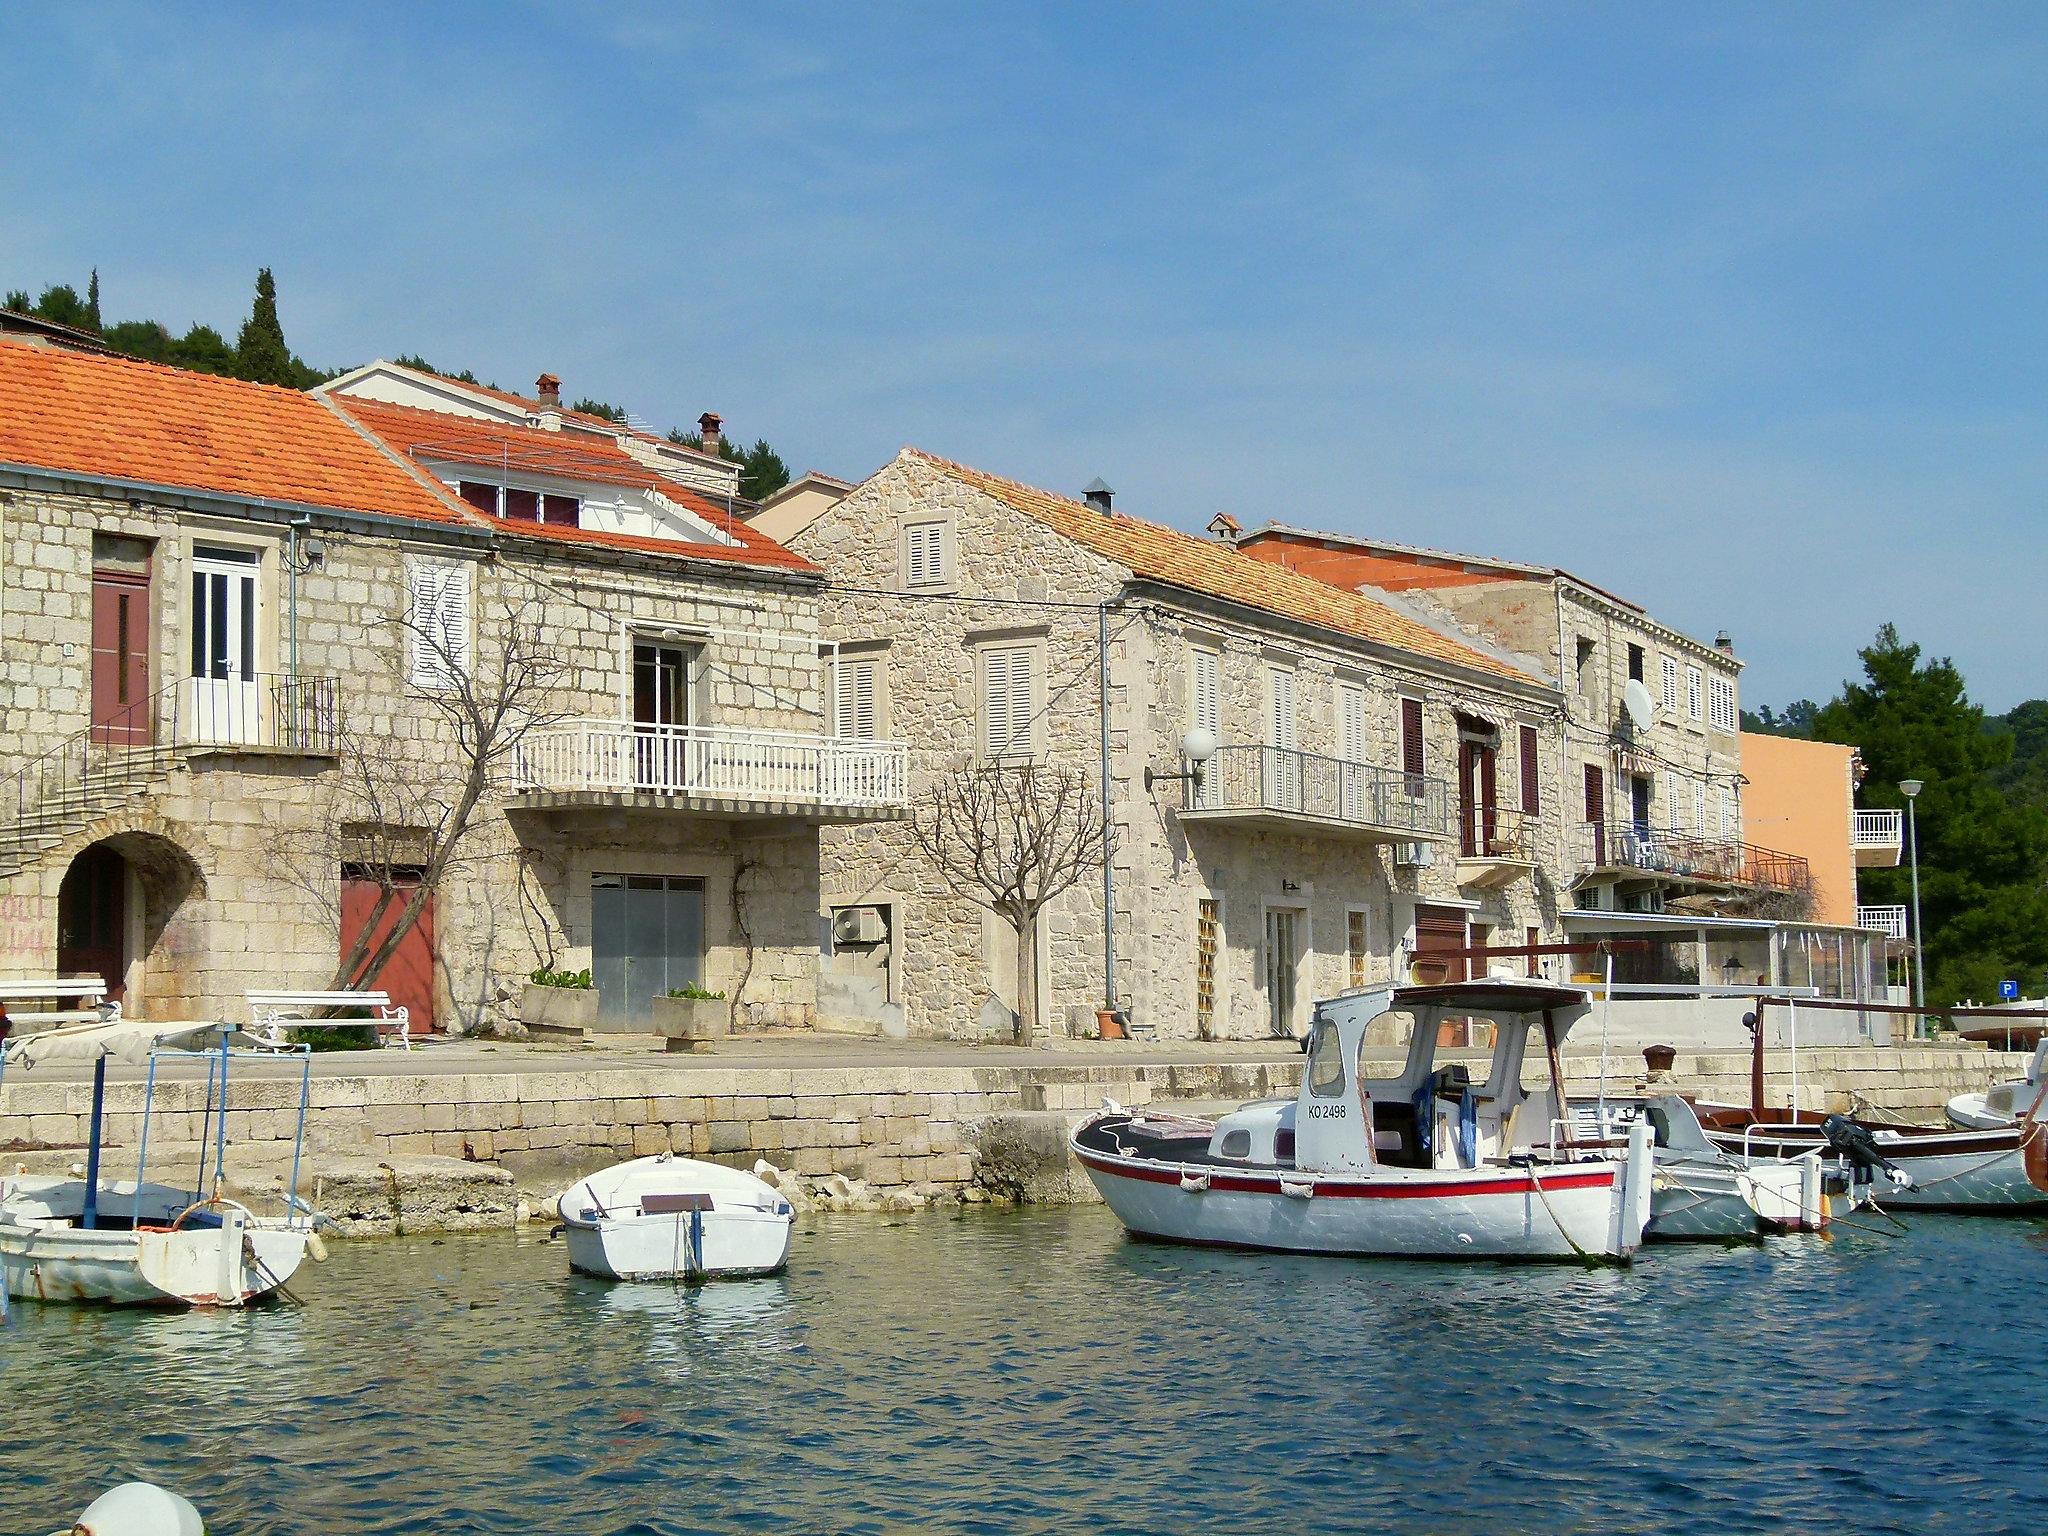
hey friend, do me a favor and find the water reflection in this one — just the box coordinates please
[3,1210,2045,1534]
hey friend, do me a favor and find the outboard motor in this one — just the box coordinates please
[1821,1113,1914,1193]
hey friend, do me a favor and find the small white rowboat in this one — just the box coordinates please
[557,1153,793,1282]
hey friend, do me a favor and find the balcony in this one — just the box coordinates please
[1853,807,1904,868]
[1176,744,1454,843]
[1455,803,1541,890]
[1857,904,1909,940]
[1575,821,1811,897]
[511,720,909,822]
[177,672,340,755]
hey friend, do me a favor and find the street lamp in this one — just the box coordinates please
[1899,778,1925,1030]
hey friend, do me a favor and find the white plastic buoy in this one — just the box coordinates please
[61,1481,204,1535]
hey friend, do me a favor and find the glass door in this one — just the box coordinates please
[631,640,693,791]
[188,547,260,744]
[1265,907,1302,1039]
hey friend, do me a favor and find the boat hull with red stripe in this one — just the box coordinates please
[1694,1106,2048,1210]
[1072,1114,1641,1261]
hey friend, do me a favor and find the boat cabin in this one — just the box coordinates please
[1207,979,1595,1176]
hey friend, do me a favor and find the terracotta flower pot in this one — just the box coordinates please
[1096,1008,1126,1041]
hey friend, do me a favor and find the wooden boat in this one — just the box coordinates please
[1946,1041,2048,1130]
[0,1019,319,1308]
[1694,1000,2048,1209]
[556,1153,794,1282]
[1071,979,1657,1262]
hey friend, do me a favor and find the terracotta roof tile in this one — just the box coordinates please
[0,338,467,524]
[904,448,1530,684]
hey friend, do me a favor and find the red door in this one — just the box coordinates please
[90,567,152,745]
[340,871,435,1036]
[57,845,128,1003]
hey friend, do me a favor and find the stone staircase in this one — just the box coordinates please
[0,742,179,881]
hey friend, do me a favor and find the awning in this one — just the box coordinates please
[1,1018,217,1069]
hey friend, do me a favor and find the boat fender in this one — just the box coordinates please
[1179,1169,1210,1193]
[1821,1114,1914,1189]
[1279,1174,1316,1200]
[305,1231,328,1264]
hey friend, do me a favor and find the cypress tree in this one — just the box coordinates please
[233,267,295,385]
[86,269,102,331]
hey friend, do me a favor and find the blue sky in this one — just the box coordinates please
[4,3,2042,710]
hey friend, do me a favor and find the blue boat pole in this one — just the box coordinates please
[212,1031,231,1198]
[288,1050,310,1226]
[135,1051,160,1205]
[81,1055,107,1230]
[194,1041,216,1203]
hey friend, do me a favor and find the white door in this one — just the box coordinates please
[188,547,261,744]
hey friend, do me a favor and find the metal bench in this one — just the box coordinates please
[245,989,411,1051]
[0,977,119,1029]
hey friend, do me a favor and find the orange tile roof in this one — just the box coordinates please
[903,448,1532,685]
[0,337,469,524]
[415,369,729,460]
[334,395,813,574]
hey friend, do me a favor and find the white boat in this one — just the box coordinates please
[1,1019,319,1308]
[1071,979,1657,1262]
[1574,1095,1826,1240]
[556,1153,794,1282]
[1947,1040,2048,1130]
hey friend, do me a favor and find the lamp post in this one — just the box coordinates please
[1899,778,1925,1030]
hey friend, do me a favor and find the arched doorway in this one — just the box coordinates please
[57,844,130,1002]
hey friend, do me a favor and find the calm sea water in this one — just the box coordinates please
[3,1208,2044,1535]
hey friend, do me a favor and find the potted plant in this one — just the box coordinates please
[653,984,730,1053]
[521,966,598,1037]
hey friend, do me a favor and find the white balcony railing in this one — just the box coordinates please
[514,720,908,810]
[1853,808,1903,847]
[1857,904,1909,939]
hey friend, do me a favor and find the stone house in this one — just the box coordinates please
[787,449,1572,1043]
[0,343,905,1033]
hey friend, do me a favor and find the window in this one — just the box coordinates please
[1708,675,1737,733]
[457,481,580,525]
[1400,696,1425,794]
[1584,763,1605,824]
[406,557,470,688]
[1574,637,1596,695]
[458,481,499,516]
[1627,643,1645,683]
[904,521,948,588]
[1265,666,1297,749]
[1339,683,1367,763]
[1685,664,1703,722]
[1190,647,1221,738]
[502,488,541,522]
[834,653,882,739]
[1195,898,1221,1039]
[1694,780,1707,833]
[1347,910,1370,990]
[1661,655,1680,715]
[980,643,1035,757]
[1518,724,1540,815]
[1218,1129,1252,1160]
[1667,772,1683,832]
[1306,1019,1346,1097]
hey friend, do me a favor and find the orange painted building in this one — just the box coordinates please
[1738,734,1859,927]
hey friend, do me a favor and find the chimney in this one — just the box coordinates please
[536,372,561,408]
[1206,512,1242,543]
[698,412,724,454]
[1714,630,1735,655]
[1083,478,1114,514]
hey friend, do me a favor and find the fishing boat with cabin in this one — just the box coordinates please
[1071,977,1657,1262]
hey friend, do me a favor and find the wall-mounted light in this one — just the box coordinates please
[1144,726,1219,792]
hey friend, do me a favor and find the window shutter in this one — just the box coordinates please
[1518,724,1539,815]
[1401,698,1424,777]
[1694,781,1707,832]
[983,645,1032,756]
[408,559,470,689]
[1266,667,1297,749]
[1191,648,1220,737]
[1340,684,1366,763]
[1661,655,1679,714]
[836,657,878,739]
[906,523,945,587]
[1686,665,1703,721]
[1583,763,1604,824]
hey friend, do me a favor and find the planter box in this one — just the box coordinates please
[653,993,729,1053]
[521,983,599,1039]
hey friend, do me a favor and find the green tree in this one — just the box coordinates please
[171,324,239,376]
[3,289,29,312]
[570,397,627,423]
[233,267,295,385]
[1741,699,1819,737]
[667,427,791,503]
[1813,625,2048,1004]
[28,283,96,331]
[86,269,101,331]
[393,353,484,386]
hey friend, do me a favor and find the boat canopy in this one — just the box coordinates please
[1391,979,1591,1017]
[1,1018,218,1069]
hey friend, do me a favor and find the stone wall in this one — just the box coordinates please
[0,479,833,1032]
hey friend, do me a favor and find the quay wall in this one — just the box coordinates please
[0,1046,2023,1220]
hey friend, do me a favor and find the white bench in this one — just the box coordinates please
[0,978,119,1028]
[246,989,411,1051]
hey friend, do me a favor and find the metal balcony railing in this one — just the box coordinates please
[1575,820,1811,895]
[1183,744,1455,839]
[1852,808,1903,847]
[514,719,909,809]
[1857,904,1910,939]
[1458,802,1538,862]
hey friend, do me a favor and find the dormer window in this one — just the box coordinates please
[457,480,581,527]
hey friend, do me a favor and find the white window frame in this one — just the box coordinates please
[902,519,951,590]
[405,555,472,690]
[1685,664,1704,723]
[1708,675,1737,733]
[978,640,1039,759]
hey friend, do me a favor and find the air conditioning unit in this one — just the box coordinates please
[831,905,888,944]
[1393,842,1435,869]
[1622,890,1666,915]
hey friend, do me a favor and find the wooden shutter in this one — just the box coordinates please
[1694,781,1707,833]
[1686,665,1703,721]
[1191,648,1220,736]
[1583,763,1604,823]
[1401,698,1424,775]
[1266,667,1297,749]
[1661,655,1679,714]
[1340,684,1366,763]
[983,645,1032,756]
[1412,904,1469,983]
[836,656,878,739]
[407,559,470,689]
[1518,724,1539,814]
[906,523,944,587]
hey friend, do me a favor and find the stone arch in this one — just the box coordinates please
[51,814,210,1019]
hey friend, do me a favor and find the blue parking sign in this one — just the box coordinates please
[1999,979,2020,1001]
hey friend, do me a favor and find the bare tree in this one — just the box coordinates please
[908,762,1111,1045]
[265,587,566,1027]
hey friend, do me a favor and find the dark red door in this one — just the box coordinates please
[57,845,128,1003]
[1584,763,1606,863]
[90,568,152,745]
[341,871,435,1036]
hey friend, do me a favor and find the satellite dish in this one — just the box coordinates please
[1622,677,1657,729]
